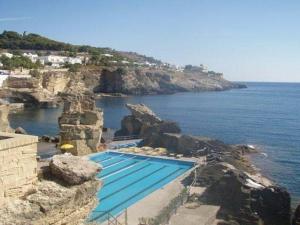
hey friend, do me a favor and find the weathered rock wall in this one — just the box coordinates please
[0,153,102,225]
[0,104,13,132]
[59,93,104,155]
[0,133,38,205]
[0,179,101,225]
[41,72,70,94]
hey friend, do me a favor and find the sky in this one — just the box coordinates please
[0,0,300,82]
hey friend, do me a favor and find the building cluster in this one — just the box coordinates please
[0,52,83,68]
[22,53,83,68]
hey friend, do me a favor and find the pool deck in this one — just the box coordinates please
[114,166,196,225]
[90,147,205,225]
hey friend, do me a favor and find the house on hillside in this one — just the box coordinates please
[38,55,82,67]
[0,52,13,58]
[23,53,39,62]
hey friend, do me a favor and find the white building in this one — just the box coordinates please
[0,52,13,58]
[101,53,113,57]
[38,55,82,67]
[66,57,82,64]
[200,64,208,73]
[38,55,66,65]
[23,53,39,62]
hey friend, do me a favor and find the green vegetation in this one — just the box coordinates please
[64,63,81,73]
[0,55,42,70]
[0,31,162,66]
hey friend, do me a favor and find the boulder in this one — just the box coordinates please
[14,127,27,134]
[202,169,291,225]
[0,179,101,225]
[125,103,161,124]
[115,103,180,138]
[49,154,101,185]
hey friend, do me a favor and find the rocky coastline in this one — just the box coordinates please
[0,65,246,109]
[115,103,299,225]
[2,94,299,224]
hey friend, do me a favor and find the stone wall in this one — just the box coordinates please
[0,132,38,205]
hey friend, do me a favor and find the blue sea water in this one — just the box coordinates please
[9,82,300,203]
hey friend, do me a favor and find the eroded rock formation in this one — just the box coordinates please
[50,154,101,185]
[97,67,246,95]
[115,103,180,137]
[59,92,103,155]
[0,154,102,225]
[199,166,291,225]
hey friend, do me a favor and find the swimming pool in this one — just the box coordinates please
[88,151,195,222]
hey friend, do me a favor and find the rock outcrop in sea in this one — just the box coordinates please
[115,103,181,137]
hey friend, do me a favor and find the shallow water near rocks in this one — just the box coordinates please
[9,82,300,204]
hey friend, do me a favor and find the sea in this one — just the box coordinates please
[9,82,300,204]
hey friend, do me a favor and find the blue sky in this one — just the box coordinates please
[0,0,300,82]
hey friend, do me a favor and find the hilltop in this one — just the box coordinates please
[0,31,161,65]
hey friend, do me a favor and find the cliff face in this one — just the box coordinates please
[97,67,245,95]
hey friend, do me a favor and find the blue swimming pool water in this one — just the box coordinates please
[88,151,194,222]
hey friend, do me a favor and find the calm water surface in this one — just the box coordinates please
[9,82,300,202]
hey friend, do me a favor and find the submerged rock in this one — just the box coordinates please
[49,154,101,185]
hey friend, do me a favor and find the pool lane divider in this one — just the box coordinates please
[100,165,168,201]
[103,163,152,187]
[101,158,151,179]
[90,167,185,222]
[103,156,137,169]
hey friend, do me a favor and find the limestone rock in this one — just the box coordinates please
[15,127,27,134]
[143,133,229,156]
[126,103,161,124]
[0,104,13,132]
[0,179,101,225]
[115,103,180,138]
[59,93,104,155]
[97,67,246,95]
[49,154,101,185]
[202,169,291,225]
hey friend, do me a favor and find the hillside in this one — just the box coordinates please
[0,31,160,64]
[0,31,246,96]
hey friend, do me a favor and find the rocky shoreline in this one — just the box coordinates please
[1,95,299,224]
[0,65,246,108]
[115,103,299,225]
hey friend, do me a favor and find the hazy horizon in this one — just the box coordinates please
[1,0,300,82]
